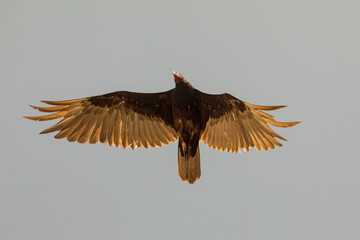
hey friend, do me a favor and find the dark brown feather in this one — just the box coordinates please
[25,72,299,184]
[25,91,178,149]
[196,91,300,153]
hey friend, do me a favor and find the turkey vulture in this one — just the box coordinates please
[24,72,300,184]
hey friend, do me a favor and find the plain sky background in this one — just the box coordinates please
[1,0,359,239]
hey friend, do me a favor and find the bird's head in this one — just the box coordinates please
[172,71,195,89]
[172,72,185,84]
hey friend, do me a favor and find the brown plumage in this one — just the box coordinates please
[24,72,300,184]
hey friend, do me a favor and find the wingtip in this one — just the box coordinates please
[40,100,65,105]
[286,121,301,127]
[26,103,45,113]
[274,105,287,109]
[39,129,49,134]
[40,98,86,105]
[40,100,54,105]
[247,103,288,111]
[267,119,301,128]
[272,105,287,110]
[23,116,38,121]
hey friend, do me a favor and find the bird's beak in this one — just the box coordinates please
[172,72,182,78]
[172,71,184,84]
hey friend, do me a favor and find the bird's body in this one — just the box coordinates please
[172,80,203,182]
[25,72,300,184]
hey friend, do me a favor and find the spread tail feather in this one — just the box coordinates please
[178,143,201,184]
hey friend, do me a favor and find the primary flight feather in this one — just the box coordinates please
[25,72,300,184]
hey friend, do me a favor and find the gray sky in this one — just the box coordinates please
[1,0,360,239]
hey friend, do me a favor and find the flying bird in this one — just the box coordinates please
[24,72,300,184]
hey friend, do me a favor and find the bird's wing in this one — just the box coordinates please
[197,92,300,153]
[24,90,178,149]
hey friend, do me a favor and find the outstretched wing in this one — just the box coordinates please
[24,90,178,149]
[197,92,300,153]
